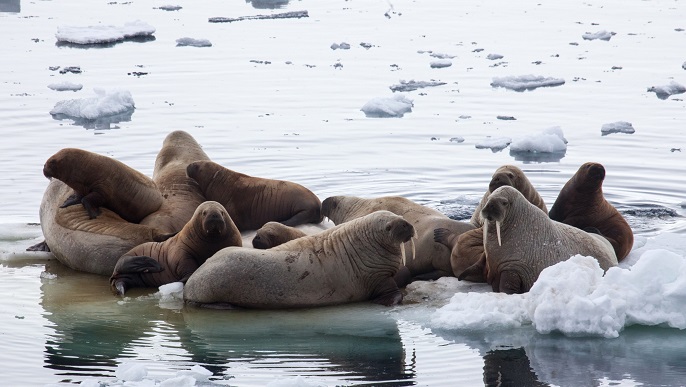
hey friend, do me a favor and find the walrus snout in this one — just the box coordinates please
[583,162,606,182]
[186,162,200,178]
[252,234,270,249]
[321,197,338,218]
[43,159,56,179]
[386,218,414,242]
[203,212,227,236]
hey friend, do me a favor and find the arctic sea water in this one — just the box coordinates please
[1,0,686,386]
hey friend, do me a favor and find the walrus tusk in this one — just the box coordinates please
[496,220,502,247]
[411,236,416,263]
[401,242,407,266]
[483,222,488,249]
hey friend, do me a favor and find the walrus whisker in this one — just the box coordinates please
[496,220,502,247]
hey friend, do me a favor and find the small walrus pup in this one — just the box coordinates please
[43,148,163,223]
[462,186,617,294]
[549,162,633,261]
[252,221,307,249]
[186,160,323,231]
[110,201,241,295]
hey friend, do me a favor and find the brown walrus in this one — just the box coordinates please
[252,221,307,249]
[462,186,617,294]
[39,179,170,275]
[140,130,211,235]
[110,201,242,295]
[186,160,323,231]
[548,162,633,261]
[183,211,414,308]
[43,147,163,223]
[434,165,548,282]
[321,195,474,284]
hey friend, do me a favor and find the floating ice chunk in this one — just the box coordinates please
[475,136,512,152]
[430,59,452,68]
[330,42,350,50]
[449,136,465,143]
[208,10,309,23]
[487,53,504,60]
[510,126,567,153]
[429,52,455,59]
[432,292,529,330]
[647,81,686,100]
[682,61,686,70]
[40,271,57,280]
[160,375,196,387]
[50,88,135,120]
[157,5,182,11]
[47,81,83,92]
[176,37,212,47]
[115,362,148,381]
[55,20,155,45]
[582,30,616,41]
[360,95,413,118]
[601,121,635,136]
[157,282,184,300]
[491,75,565,91]
[389,79,447,92]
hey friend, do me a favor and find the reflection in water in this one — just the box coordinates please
[483,348,548,387]
[0,0,20,13]
[40,260,413,385]
[509,150,566,163]
[54,35,156,49]
[246,0,290,9]
[50,110,133,130]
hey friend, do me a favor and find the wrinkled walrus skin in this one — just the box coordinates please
[435,165,548,282]
[110,201,242,295]
[463,186,617,294]
[39,179,169,276]
[321,195,474,284]
[549,162,634,261]
[43,147,163,223]
[252,221,307,249]
[140,130,212,235]
[186,160,323,231]
[183,211,414,309]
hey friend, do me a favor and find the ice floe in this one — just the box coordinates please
[430,59,452,69]
[601,121,635,136]
[156,5,182,11]
[510,126,567,153]
[360,95,413,118]
[176,37,212,47]
[55,20,155,45]
[50,88,134,120]
[475,136,512,152]
[487,53,504,60]
[330,42,350,50]
[389,79,447,92]
[425,234,686,338]
[47,81,83,92]
[208,10,309,23]
[582,30,616,41]
[647,81,686,100]
[491,75,565,92]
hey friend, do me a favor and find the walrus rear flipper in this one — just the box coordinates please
[458,255,487,282]
[26,240,51,252]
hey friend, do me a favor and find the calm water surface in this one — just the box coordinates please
[1,0,685,385]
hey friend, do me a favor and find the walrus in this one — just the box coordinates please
[548,162,633,261]
[461,186,617,294]
[43,147,163,223]
[321,195,474,283]
[110,201,242,295]
[434,165,548,282]
[39,179,170,276]
[252,221,307,249]
[186,160,323,231]
[183,210,414,308]
[140,130,211,235]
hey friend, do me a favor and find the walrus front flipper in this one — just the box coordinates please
[152,231,178,242]
[80,192,105,219]
[498,270,524,294]
[59,192,83,208]
[114,255,164,274]
[280,207,323,227]
[27,240,51,252]
[393,265,413,288]
[371,278,403,306]
[458,255,487,282]
[412,269,451,282]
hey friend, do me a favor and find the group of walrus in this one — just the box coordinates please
[30,130,633,308]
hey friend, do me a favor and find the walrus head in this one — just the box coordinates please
[481,186,515,247]
[321,195,367,224]
[488,165,522,193]
[575,162,606,193]
[197,201,231,239]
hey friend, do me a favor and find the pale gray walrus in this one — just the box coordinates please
[321,195,474,284]
[252,221,307,249]
[42,147,163,223]
[460,186,617,294]
[140,130,212,235]
[186,160,323,231]
[110,201,242,295]
[38,179,171,275]
[183,210,415,308]
[434,165,548,282]
[548,162,633,261]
